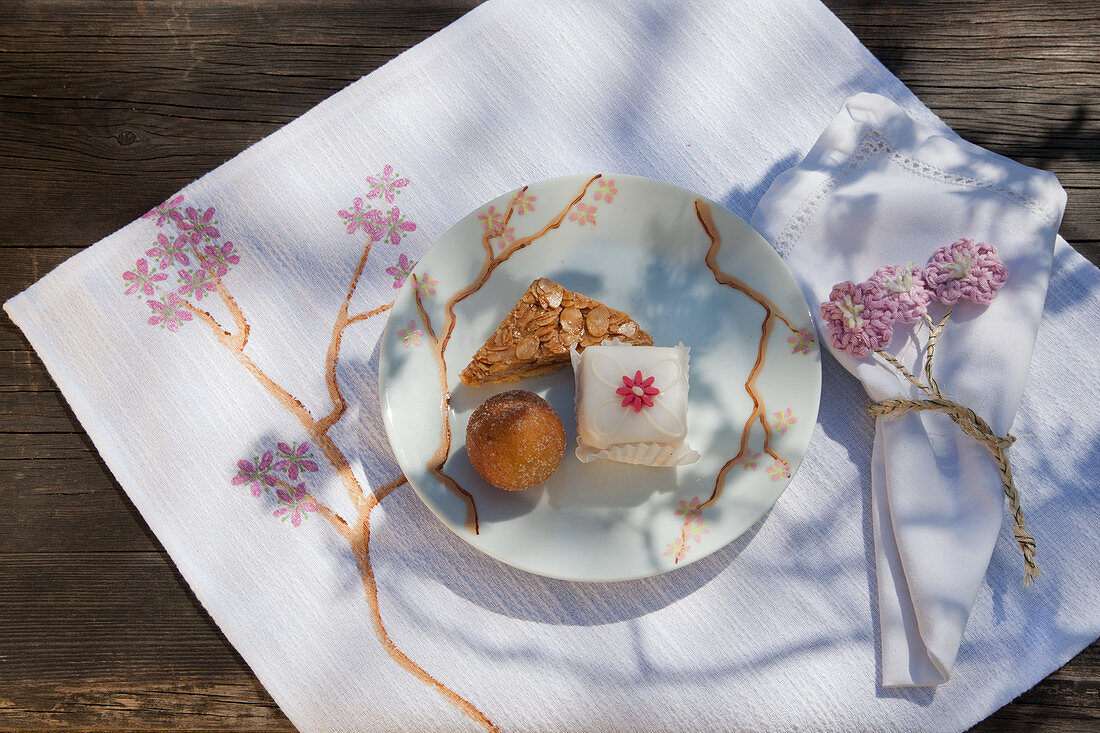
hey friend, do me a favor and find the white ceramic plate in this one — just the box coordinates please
[380,173,820,581]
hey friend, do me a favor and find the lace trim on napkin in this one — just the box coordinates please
[772,129,1061,258]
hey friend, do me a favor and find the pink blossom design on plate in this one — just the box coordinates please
[667,496,709,563]
[593,177,618,203]
[870,263,933,323]
[274,441,320,481]
[122,258,168,297]
[478,206,505,234]
[568,202,597,227]
[274,484,319,527]
[146,292,193,332]
[732,451,762,471]
[923,238,1008,305]
[146,232,191,269]
[415,275,438,298]
[616,370,659,412]
[200,241,240,277]
[142,194,185,227]
[819,280,898,359]
[176,206,221,245]
[770,408,797,435]
[368,206,416,246]
[766,458,792,482]
[177,268,216,302]
[492,226,516,250]
[365,165,410,204]
[788,328,815,355]
[386,253,416,289]
[232,451,278,497]
[338,197,378,235]
[398,320,423,347]
[511,189,536,215]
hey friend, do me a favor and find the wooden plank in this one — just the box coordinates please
[0,679,292,732]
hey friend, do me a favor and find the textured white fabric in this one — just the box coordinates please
[5,0,1098,730]
[751,92,1071,686]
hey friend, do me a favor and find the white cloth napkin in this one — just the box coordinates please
[751,92,1068,687]
[6,0,1099,730]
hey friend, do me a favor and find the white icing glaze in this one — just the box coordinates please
[572,343,696,466]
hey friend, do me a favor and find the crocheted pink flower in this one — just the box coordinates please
[923,239,1007,305]
[870,264,933,323]
[819,280,898,360]
[617,370,660,412]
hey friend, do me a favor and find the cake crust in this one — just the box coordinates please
[459,278,652,386]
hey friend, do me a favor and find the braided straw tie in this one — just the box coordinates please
[868,394,1040,586]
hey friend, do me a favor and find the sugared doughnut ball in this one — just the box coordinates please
[465,390,565,491]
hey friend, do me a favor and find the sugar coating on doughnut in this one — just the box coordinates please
[466,390,565,491]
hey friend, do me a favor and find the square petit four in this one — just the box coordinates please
[571,343,698,466]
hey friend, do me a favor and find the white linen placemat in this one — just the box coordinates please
[6,0,1098,730]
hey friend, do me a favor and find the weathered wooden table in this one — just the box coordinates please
[1,1,1096,729]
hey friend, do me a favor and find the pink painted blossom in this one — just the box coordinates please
[274,441,320,481]
[122,258,168,297]
[142,194,185,227]
[819,280,898,359]
[787,329,815,355]
[683,517,710,543]
[274,484,319,527]
[397,320,423,348]
[512,189,536,215]
[923,238,1007,305]
[675,496,702,520]
[146,292,193,332]
[733,451,763,470]
[232,451,277,497]
[146,232,191,269]
[664,536,688,561]
[492,226,516,250]
[766,458,791,482]
[177,268,216,302]
[201,241,240,277]
[593,177,618,203]
[415,275,438,298]
[568,202,597,226]
[770,408,797,435]
[386,253,416,289]
[365,165,410,204]
[368,206,416,246]
[338,197,376,235]
[869,263,933,323]
[176,206,220,244]
[478,206,505,234]
[616,370,660,412]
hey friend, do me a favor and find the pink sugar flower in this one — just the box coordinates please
[123,258,168,297]
[819,280,898,360]
[923,238,1007,305]
[617,370,660,412]
[870,263,934,323]
[365,164,409,204]
[146,292,193,332]
[274,484,319,527]
[146,232,191,269]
